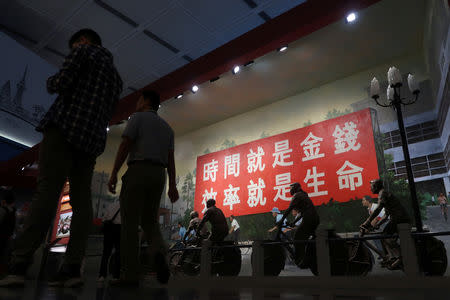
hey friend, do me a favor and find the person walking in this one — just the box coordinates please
[228,215,240,244]
[108,90,179,286]
[0,28,123,288]
[98,201,121,282]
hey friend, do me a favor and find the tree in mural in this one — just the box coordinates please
[220,139,237,150]
[260,131,270,138]
[325,108,352,120]
[303,120,313,127]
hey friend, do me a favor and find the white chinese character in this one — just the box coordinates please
[272,140,293,168]
[247,178,266,208]
[223,184,240,210]
[333,121,361,154]
[273,173,292,202]
[203,159,218,182]
[224,154,240,179]
[300,132,325,161]
[303,167,328,197]
[247,146,266,173]
[201,188,217,214]
[336,161,364,191]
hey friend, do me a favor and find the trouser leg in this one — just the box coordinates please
[119,170,141,281]
[64,152,95,265]
[99,229,114,277]
[140,166,166,259]
[12,128,71,266]
[112,225,121,278]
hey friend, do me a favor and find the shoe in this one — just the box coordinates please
[154,252,170,284]
[0,275,26,287]
[387,258,402,270]
[109,278,139,287]
[48,264,83,288]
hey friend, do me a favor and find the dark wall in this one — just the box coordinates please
[416,178,445,196]
[0,136,28,161]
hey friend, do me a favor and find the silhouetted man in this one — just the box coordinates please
[361,179,411,269]
[108,90,179,286]
[197,199,228,242]
[277,182,320,268]
[0,28,122,288]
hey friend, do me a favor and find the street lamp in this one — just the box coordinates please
[369,66,423,232]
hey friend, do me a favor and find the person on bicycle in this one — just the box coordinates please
[277,182,320,268]
[268,207,287,235]
[197,199,229,242]
[360,179,411,269]
[184,211,208,242]
[438,193,448,221]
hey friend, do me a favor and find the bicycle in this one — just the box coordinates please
[169,235,242,276]
[251,225,373,276]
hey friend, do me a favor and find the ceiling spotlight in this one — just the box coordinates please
[232,66,240,74]
[346,12,357,23]
[277,45,288,52]
[244,60,254,67]
[106,127,110,132]
[175,94,183,99]
[21,167,25,171]
[191,85,199,93]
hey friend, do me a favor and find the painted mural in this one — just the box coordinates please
[0,32,57,146]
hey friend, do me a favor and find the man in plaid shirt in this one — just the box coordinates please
[0,29,123,288]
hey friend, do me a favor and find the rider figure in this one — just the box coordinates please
[197,199,229,242]
[277,182,320,268]
[360,179,411,269]
[184,211,208,242]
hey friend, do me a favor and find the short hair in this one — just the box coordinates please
[69,29,102,49]
[141,90,160,111]
[178,221,182,226]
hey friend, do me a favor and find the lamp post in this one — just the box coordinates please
[370,67,423,232]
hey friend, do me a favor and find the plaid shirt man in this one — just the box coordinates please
[37,44,123,157]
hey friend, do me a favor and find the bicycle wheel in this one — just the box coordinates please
[250,240,286,276]
[417,236,447,276]
[169,251,183,275]
[215,242,242,276]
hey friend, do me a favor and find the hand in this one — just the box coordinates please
[108,173,118,194]
[168,185,179,203]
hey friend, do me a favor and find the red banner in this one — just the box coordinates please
[194,109,379,217]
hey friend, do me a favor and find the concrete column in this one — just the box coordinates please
[397,223,420,277]
[200,240,212,278]
[251,240,264,277]
[443,176,450,195]
[315,227,331,277]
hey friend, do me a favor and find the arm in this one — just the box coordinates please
[362,203,384,227]
[47,46,87,94]
[108,137,132,194]
[197,212,210,235]
[167,149,179,203]
[229,225,235,234]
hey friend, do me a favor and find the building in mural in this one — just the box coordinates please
[0,66,46,127]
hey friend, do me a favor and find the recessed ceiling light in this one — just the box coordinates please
[106,127,110,132]
[232,66,240,74]
[175,94,183,99]
[21,167,25,171]
[346,12,357,23]
[277,45,288,52]
[191,85,199,93]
